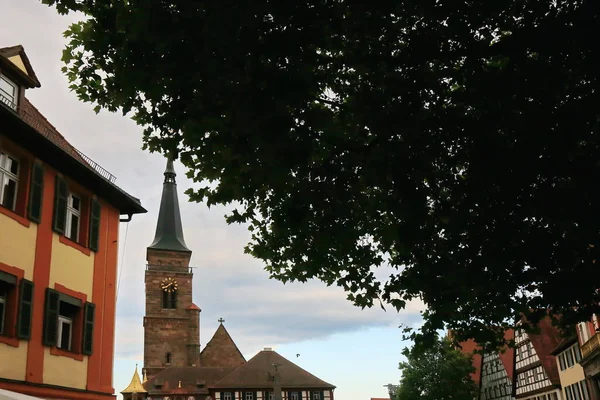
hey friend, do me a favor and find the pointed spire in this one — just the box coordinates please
[148,157,191,253]
[121,364,147,394]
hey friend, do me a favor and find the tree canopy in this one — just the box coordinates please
[397,336,477,400]
[43,0,600,347]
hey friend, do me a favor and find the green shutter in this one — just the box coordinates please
[52,175,68,234]
[82,302,95,355]
[27,163,44,223]
[17,279,34,340]
[43,288,60,347]
[88,198,101,251]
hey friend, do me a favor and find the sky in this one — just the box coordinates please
[0,1,424,399]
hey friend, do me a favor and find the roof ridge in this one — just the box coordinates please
[268,350,335,387]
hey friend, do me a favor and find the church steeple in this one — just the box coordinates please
[148,157,191,253]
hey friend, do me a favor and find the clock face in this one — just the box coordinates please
[161,277,178,293]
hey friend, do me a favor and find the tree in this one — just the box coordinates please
[397,336,477,400]
[42,0,600,347]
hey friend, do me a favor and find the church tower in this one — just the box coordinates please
[143,158,201,379]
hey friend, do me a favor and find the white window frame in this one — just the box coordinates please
[224,393,232,400]
[312,393,320,400]
[0,75,18,110]
[246,393,254,400]
[65,192,81,242]
[291,393,299,400]
[0,151,19,211]
[57,315,73,351]
[0,294,5,335]
[578,322,590,343]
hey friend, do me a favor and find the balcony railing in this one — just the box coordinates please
[0,93,117,183]
[581,332,600,359]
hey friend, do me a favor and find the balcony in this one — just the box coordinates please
[581,332,600,359]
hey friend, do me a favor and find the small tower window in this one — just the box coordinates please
[162,290,177,309]
[165,352,172,365]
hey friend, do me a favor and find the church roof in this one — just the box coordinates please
[200,323,246,368]
[122,365,147,394]
[148,158,191,253]
[144,367,235,394]
[213,349,336,389]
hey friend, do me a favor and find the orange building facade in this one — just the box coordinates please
[0,45,146,400]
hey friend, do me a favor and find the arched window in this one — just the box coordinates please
[162,290,177,309]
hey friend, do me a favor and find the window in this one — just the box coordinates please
[559,344,583,371]
[0,152,19,211]
[0,75,18,109]
[312,393,321,400]
[43,288,95,355]
[290,393,299,400]
[245,393,254,400]
[162,290,177,309]
[0,283,6,335]
[165,352,172,364]
[0,272,19,338]
[223,393,232,400]
[66,193,81,242]
[578,322,590,343]
[57,315,72,350]
[57,301,78,351]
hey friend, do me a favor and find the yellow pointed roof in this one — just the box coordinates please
[121,364,147,394]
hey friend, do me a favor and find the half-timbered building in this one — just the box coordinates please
[514,318,562,400]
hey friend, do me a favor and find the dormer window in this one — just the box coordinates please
[0,74,18,110]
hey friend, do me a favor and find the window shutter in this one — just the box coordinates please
[28,163,44,223]
[82,302,95,355]
[52,175,68,234]
[88,198,101,251]
[43,288,60,346]
[17,279,34,340]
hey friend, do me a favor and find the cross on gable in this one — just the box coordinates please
[218,318,225,324]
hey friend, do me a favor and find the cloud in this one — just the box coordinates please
[2,0,424,367]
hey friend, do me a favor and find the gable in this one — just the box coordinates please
[8,55,27,75]
[0,45,41,88]
[200,324,246,368]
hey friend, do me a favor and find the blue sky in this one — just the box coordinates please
[1,2,424,399]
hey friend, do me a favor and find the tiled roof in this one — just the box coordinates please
[213,350,335,389]
[527,317,562,386]
[20,98,88,165]
[498,329,515,381]
[455,338,483,385]
[550,335,578,356]
[145,367,235,395]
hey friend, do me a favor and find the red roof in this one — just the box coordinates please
[456,338,482,386]
[187,303,201,311]
[527,317,561,386]
[498,329,515,381]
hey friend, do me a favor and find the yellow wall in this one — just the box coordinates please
[556,353,587,398]
[7,55,27,75]
[0,343,27,380]
[42,348,88,390]
[0,214,37,280]
[48,233,94,298]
